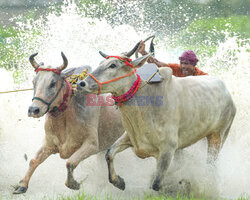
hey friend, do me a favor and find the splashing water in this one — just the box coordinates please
[0,2,249,199]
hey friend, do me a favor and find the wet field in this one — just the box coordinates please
[0,2,250,199]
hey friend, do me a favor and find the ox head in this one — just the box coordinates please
[77,43,151,96]
[28,52,75,118]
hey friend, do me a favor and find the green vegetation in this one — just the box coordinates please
[56,192,94,200]
[54,191,250,200]
[0,26,20,69]
[0,24,43,83]
[77,0,114,20]
[101,0,249,36]
[168,15,250,60]
[177,16,250,46]
[0,1,249,199]
[0,0,249,71]
[56,193,198,200]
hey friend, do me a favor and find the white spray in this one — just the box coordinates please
[0,2,249,199]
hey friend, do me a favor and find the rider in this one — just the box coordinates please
[138,41,208,77]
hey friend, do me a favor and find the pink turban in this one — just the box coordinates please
[179,50,199,66]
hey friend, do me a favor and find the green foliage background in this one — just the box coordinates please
[0,0,249,80]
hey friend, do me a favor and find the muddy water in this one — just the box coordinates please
[0,2,249,199]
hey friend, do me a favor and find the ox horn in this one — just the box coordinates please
[99,51,109,58]
[125,42,140,58]
[29,53,39,69]
[135,35,155,58]
[58,52,68,71]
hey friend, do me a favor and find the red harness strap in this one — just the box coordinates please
[106,56,134,68]
[36,68,61,75]
[53,79,72,114]
[112,74,141,104]
[88,56,141,104]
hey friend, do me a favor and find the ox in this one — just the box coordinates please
[13,52,124,194]
[77,45,236,191]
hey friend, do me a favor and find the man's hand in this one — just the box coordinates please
[138,41,147,55]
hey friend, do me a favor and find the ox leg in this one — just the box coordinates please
[105,132,132,190]
[65,138,99,190]
[206,133,221,165]
[13,145,56,194]
[152,141,177,191]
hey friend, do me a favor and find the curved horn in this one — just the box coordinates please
[29,53,39,69]
[149,36,155,56]
[58,52,68,71]
[135,35,155,58]
[99,51,109,58]
[143,35,155,43]
[126,42,140,57]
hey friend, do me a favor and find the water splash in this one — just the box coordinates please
[0,1,249,199]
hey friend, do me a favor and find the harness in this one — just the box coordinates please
[33,68,72,115]
[88,56,142,105]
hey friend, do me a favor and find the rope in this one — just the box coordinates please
[139,69,159,89]
[88,56,136,95]
[0,68,89,95]
[0,88,33,94]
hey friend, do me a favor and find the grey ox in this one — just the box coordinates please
[77,44,236,191]
[13,53,123,194]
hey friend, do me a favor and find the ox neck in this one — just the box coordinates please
[111,73,145,106]
[48,79,72,117]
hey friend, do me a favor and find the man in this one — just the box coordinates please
[138,41,207,77]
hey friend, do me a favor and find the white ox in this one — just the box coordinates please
[77,45,236,191]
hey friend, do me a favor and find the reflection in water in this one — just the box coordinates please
[0,1,249,199]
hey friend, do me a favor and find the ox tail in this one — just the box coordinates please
[221,103,236,146]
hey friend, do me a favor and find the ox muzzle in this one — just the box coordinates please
[28,106,40,116]
[77,80,94,94]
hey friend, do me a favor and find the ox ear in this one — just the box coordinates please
[130,54,151,68]
[61,67,76,79]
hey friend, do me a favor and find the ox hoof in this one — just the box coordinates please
[152,180,160,191]
[112,176,125,190]
[65,180,80,190]
[13,186,28,194]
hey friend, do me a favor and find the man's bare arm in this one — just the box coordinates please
[138,41,168,68]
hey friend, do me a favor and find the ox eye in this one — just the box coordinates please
[109,64,117,69]
[49,81,56,88]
